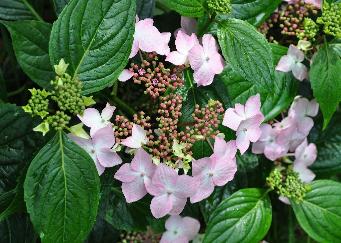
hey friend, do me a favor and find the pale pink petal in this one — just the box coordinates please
[288,44,304,62]
[122,179,148,203]
[92,125,115,150]
[161,233,188,243]
[307,99,319,117]
[252,141,265,154]
[246,125,262,143]
[148,164,177,195]
[121,124,147,149]
[169,196,187,215]
[263,144,288,161]
[245,94,262,118]
[173,174,197,198]
[95,160,105,175]
[294,140,317,166]
[190,174,215,203]
[150,194,173,218]
[131,148,156,177]
[212,157,237,186]
[68,134,94,156]
[296,117,314,137]
[121,136,139,148]
[222,108,243,131]
[208,53,225,74]
[166,51,187,65]
[293,164,316,183]
[193,64,215,86]
[97,148,122,167]
[292,63,307,81]
[276,55,294,72]
[129,39,139,58]
[279,196,291,205]
[202,34,219,56]
[118,69,134,82]
[188,44,205,71]
[114,164,137,183]
[101,103,115,121]
[192,157,210,176]
[78,108,102,131]
[156,32,171,55]
[182,217,200,240]
[236,131,250,155]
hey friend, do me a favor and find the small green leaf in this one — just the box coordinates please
[2,20,54,88]
[159,0,205,17]
[204,188,272,243]
[0,0,42,21]
[230,0,281,26]
[24,131,100,243]
[49,0,136,94]
[309,44,341,129]
[291,180,341,243]
[217,18,275,91]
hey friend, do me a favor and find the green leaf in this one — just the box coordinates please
[230,0,281,26]
[0,214,38,242]
[310,111,341,174]
[309,44,341,129]
[217,18,275,91]
[0,0,42,21]
[2,20,54,88]
[24,131,100,243]
[291,180,341,243]
[217,67,297,122]
[137,0,155,19]
[0,103,43,165]
[53,0,69,15]
[0,68,6,102]
[270,43,288,65]
[159,0,204,17]
[204,188,272,243]
[49,0,136,95]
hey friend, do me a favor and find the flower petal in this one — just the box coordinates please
[114,163,137,183]
[150,194,173,218]
[101,103,115,121]
[122,178,148,203]
[118,69,134,82]
[97,148,122,167]
[190,174,214,203]
[92,125,116,150]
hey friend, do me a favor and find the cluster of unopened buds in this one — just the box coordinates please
[260,0,320,43]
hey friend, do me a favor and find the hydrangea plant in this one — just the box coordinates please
[0,0,341,243]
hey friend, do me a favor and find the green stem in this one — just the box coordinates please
[22,0,43,22]
[288,207,295,243]
[111,95,136,116]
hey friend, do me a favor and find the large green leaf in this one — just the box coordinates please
[310,111,341,174]
[24,131,100,243]
[49,0,136,94]
[2,20,54,88]
[0,0,42,21]
[0,69,6,102]
[217,67,297,122]
[53,0,69,15]
[309,44,341,129]
[291,180,341,243]
[230,0,281,26]
[217,18,275,91]
[0,103,42,165]
[159,0,205,17]
[204,188,272,243]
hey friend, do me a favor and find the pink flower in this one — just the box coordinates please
[252,124,291,161]
[114,148,156,203]
[276,45,308,81]
[286,97,319,151]
[161,215,200,243]
[293,139,317,183]
[118,69,134,82]
[190,137,237,203]
[146,164,196,218]
[69,125,121,175]
[223,94,264,154]
[188,34,224,86]
[166,30,198,65]
[121,124,148,149]
[130,18,171,58]
[78,103,115,137]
